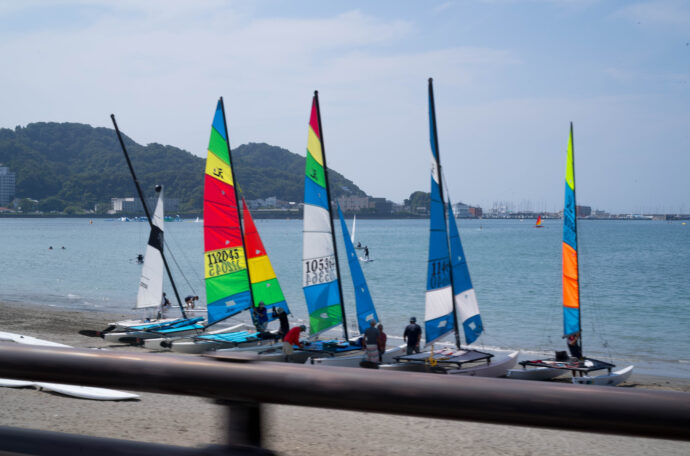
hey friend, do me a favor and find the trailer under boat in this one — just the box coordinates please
[510,357,633,386]
[381,349,517,377]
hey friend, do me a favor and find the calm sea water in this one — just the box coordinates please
[1,217,689,378]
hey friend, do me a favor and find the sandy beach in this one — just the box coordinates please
[1,301,688,455]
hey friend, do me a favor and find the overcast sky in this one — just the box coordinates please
[1,0,688,213]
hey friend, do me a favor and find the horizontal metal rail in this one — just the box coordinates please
[1,343,689,443]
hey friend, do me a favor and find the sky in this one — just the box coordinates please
[0,0,688,213]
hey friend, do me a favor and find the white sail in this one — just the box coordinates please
[136,189,164,309]
[351,214,356,244]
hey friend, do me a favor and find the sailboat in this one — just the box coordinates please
[153,99,289,353]
[508,124,634,385]
[535,215,544,228]
[382,79,517,377]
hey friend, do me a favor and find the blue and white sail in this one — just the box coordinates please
[337,204,378,334]
[424,79,455,345]
[447,200,483,344]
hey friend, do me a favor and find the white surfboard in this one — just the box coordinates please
[0,331,139,401]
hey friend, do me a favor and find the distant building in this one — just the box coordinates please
[576,205,591,217]
[370,197,392,215]
[337,196,370,212]
[453,202,471,218]
[469,206,483,218]
[0,165,16,207]
[110,196,179,214]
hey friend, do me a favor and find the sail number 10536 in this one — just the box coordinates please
[303,255,336,286]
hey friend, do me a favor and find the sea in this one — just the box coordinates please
[1,217,688,378]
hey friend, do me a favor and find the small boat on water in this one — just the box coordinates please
[535,215,544,228]
[507,124,633,386]
[381,79,517,377]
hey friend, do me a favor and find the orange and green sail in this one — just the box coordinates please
[204,98,252,326]
[562,123,580,337]
[242,198,290,319]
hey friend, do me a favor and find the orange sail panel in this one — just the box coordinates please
[204,99,251,325]
[562,123,580,336]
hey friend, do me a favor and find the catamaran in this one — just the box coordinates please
[535,215,544,228]
[507,124,633,385]
[147,99,290,353]
[381,79,517,377]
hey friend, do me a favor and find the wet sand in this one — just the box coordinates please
[1,301,688,455]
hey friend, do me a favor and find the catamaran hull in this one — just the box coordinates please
[169,337,262,354]
[308,345,406,367]
[572,365,634,386]
[506,366,567,381]
[102,327,201,343]
[142,324,253,350]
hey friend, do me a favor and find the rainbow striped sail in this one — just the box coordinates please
[425,79,456,345]
[563,123,580,337]
[204,99,252,326]
[302,91,345,337]
[447,200,483,344]
[242,198,290,319]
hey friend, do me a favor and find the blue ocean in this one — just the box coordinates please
[1,217,688,378]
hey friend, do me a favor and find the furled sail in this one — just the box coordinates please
[447,201,483,344]
[242,198,290,320]
[204,99,252,326]
[337,204,378,334]
[302,92,345,336]
[136,188,164,309]
[424,79,456,345]
[562,123,580,337]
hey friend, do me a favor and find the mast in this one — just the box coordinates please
[570,122,582,356]
[110,115,187,319]
[314,90,349,341]
[428,78,462,349]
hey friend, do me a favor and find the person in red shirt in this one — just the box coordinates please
[282,325,306,362]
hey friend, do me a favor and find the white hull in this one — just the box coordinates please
[109,316,180,332]
[103,326,201,343]
[0,331,139,401]
[142,323,252,350]
[507,367,567,381]
[572,365,634,386]
[308,345,406,367]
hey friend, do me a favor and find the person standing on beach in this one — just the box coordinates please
[272,306,290,339]
[404,317,422,355]
[282,325,306,362]
[252,302,268,332]
[363,320,380,363]
[377,323,387,362]
[566,332,582,359]
[157,293,171,319]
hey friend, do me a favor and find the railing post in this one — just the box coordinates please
[218,400,262,449]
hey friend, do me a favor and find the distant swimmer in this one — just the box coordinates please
[49,246,53,250]
[61,246,65,250]
[136,254,144,264]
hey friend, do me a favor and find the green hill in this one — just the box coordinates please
[0,122,368,212]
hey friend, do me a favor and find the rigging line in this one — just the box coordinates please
[164,226,204,289]
[163,239,198,296]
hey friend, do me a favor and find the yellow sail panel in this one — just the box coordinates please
[205,150,234,186]
[307,126,323,166]
[204,246,246,279]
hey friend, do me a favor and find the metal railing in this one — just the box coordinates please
[1,343,689,455]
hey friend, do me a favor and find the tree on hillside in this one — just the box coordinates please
[404,191,431,213]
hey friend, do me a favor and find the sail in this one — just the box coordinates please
[204,99,252,326]
[562,123,580,336]
[424,79,455,345]
[351,215,356,244]
[302,92,344,336]
[136,189,164,309]
[337,204,378,334]
[536,215,542,227]
[447,201,483,344]
[242,198,290,320]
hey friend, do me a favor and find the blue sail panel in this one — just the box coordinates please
[206,290,252,325]
[447,202,483,344]
[337,205,378,334]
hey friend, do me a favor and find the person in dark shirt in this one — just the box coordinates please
[363,320,380,363]
[272,306,290,339]
[377,323,387,362]
[403,316,422,355]
[253,302,268,332]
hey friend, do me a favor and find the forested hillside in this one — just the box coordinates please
[0,123,367,212]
